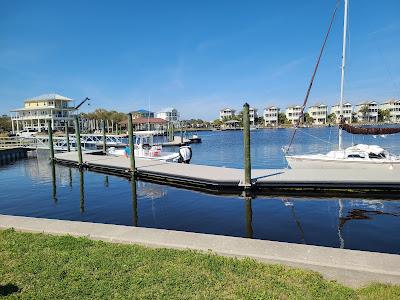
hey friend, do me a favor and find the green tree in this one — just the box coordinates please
[359,105,370,121]
[303,112,313,124]
[212,119,223,127]
[0,115,12,132]
[278,112,288,125]
[378,109,390,122]
[327,113,336,124]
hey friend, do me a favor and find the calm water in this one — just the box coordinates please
[1,128,399,254]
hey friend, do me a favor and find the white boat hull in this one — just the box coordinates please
[286,156,400,170]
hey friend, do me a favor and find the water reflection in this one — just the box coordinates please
[51,162,57,203]
[79,170,85,213]
[244,198,253,238]
[282,198,306,244]
[131,176,138,226]
[104,176,109,188]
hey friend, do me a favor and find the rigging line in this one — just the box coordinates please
[286,0,340,153]
[297,128,337,145]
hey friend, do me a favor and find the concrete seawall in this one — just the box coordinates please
[0,214,399,288]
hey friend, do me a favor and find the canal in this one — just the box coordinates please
[1,128,399,254]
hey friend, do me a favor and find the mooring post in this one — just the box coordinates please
[243,103,252,187]
[74,115,83,166]
[47,119,55,160]
[102,120,107,154]
[128,113,136,172]
[65,124,70,152]
[180,121,183,144]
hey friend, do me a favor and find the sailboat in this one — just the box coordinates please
[285,0,400,170]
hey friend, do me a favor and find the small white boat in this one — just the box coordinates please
[108,132,192,163]
[286,144,400,170]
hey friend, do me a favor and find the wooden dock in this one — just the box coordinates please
[53,151,400,197]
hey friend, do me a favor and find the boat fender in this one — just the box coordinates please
[179,146,192,164]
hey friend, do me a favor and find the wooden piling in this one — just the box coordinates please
[128,113,136,172]
[65,124,70,152]
[243,103,251,187]
[74,115,83,166]
[180,121,183,144]
[47,119,55,160]
[102,120,107,154]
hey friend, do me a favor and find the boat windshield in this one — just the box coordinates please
[368,152,386,159]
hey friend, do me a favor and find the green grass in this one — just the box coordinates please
[0,230,399,299]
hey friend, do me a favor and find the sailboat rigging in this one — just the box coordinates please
[285,0,400,170]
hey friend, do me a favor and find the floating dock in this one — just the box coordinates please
[53,151,400,197]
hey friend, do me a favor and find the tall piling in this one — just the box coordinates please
[243,103,251,187]
[65,124,70,152]
[180,121,183,144]
[128,113,136,172]
[74,115,83,166]
[102,120,107,154]
[47,120,55,160]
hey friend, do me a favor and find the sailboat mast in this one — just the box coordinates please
[339,0,348,150]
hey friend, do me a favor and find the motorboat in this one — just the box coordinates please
[108,132,192,163]
[188,134,202,143]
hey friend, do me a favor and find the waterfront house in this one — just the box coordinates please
[380,99,400,123]
[249,107,257,126]
[131,109,154,119]
[10,93,76,133]
[156,108,179,123]
[308,103,328,124]
[331,102,353,123]
[263,106,280,126]
[219,108,236,121]
[355,101,378,123]
[285,105,302,124]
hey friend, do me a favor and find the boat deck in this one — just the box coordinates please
[53,151,400,196]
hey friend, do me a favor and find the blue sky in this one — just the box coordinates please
[1,0,399,120]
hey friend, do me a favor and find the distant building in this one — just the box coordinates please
[10,93,75,133]
[285,105,302,124]
[119,117,167,131]
[131,109,154,119]
[263,106,280,126]
[331,102,353,123]
[249,107,257,126]
[156,108,179,123]
[219,108,236,121]
[308,103,328,124]
[355,101,378,122]
[380,99,400,123]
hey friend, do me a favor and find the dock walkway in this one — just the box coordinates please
[54,152,400,195]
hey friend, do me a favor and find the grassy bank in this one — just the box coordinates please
[0,230,399,299]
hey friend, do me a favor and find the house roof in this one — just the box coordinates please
[382,99,400,105]
[309,103,327,108]
[25,93,73,102]
[332,102,352,107]
[220,108,235,112]
[265,106,279,110]
[356,100,378,106]
[119,117,167,125]
[132,109,154,114]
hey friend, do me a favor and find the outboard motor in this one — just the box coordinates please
[179,146,192,164]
